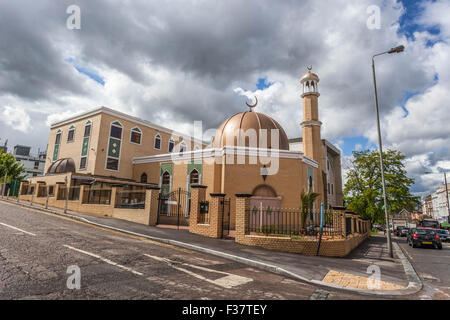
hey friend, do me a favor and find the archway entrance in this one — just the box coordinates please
[250,185,281,210]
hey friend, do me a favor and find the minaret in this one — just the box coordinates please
[300,67,322,162]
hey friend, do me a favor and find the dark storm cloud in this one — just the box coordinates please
[0,1,87,101]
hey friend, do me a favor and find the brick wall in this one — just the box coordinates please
[234,194,371,257]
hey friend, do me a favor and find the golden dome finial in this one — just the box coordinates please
[307,65,312,72]
[245,96,258,112]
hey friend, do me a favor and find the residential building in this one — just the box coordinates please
[13,145,46,178]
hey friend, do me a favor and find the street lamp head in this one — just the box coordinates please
[388,45,405,54]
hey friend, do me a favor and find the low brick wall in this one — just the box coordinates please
[234,195,371,257]
[18,182,160,225]
[237,232,370,257]
[112,208,149,225]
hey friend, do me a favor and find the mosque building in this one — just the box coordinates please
[19,68,343,232]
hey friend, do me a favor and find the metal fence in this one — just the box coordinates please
[115,190,146,209]
[82,188,111,205]
[56,186,80,201]
[246,208,343,238]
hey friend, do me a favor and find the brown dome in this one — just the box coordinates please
[47,158,76,175]
[212,111,290,150]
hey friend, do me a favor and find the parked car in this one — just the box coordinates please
[399,227,409,237]
[407,228,442,249]
[395,226,408,237]
[435,229,450,243]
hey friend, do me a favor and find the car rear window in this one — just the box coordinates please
[416,229,433,235]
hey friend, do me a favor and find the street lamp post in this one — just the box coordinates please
[372,45,405,258]
[444,172,450,224]
[2,169,8,198]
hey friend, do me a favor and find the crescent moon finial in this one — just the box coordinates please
[307,65,312,71]
[245,96,258,111]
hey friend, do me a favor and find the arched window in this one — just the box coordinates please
[189,169,199,184]
[140,173,147,183]
[67,125,75,142]
[110,121,122,139]
[154,134,161,150]
[53,129,62,161]
[84,121,92,137]
[130,127,142,144]
[308,176,313,190]
[162,171,170,185]
[106,121,122,171]
[168,139,175,152]
[55,129,62,144]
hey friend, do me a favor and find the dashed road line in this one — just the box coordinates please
[63,245,144,276]
[0,222,36,236]
[144,254,253,289]
[0,200,192,254]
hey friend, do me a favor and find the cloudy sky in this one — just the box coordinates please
[0,0,449,197]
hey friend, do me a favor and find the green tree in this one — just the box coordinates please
[344,149,419,224]
[300,188,320,228]
[0,150,26,183]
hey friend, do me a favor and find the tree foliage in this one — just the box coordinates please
[0,150,26,183]
[344,149,419,224]
[300,188,320,227]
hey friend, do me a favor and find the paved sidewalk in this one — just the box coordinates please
[1,198,419,295]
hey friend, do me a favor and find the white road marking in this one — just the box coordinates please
[144,254,253,289]
[63,245,144,276]
[0,222,36,236]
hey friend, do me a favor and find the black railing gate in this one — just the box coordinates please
[157,188,190,229]
[221,198,231,238]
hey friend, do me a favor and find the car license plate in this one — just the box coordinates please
[422,241,432,245]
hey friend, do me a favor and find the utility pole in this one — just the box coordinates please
[64,176,69,214]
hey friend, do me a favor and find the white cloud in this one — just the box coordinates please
[1,106,32,133]
[0,0,448,197]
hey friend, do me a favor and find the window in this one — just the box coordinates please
[53,130,62,161]
[190,169,199,184]
[55,131,62,145]
[34,161,39,170]
[162,172,170,185]
[106,158,119,171]
[48,186,54,196]
[168,139,175,152]
[67,126,75,142]
[140,173,147,183]
[110,125,122,139]
[106,121,122,171]
[130,127,142,144]
[84,124,91,137]
[308,176,313,190]
[154,134,161,149]
[80,157,87,170]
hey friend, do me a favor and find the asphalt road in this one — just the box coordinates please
[396,235,450,300]
[0,201,370,300]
